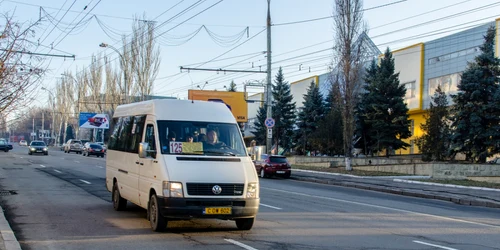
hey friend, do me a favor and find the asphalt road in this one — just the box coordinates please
[1,146,500,250]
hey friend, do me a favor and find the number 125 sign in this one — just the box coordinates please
[170,142,183,153]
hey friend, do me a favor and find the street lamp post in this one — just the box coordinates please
[99,42,128,104]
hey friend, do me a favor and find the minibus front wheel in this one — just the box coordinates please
[235,217,255,230]
[149,194,167,232]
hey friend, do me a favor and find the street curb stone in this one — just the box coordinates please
[0,207,21,250]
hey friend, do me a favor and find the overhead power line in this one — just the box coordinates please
[272,0,408,26]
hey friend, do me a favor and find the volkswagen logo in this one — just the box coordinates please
[212,185,222,195]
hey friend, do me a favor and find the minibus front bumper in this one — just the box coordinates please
[157,197,259,219]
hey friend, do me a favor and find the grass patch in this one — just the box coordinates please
[416,179,500,189]
[292,165,410,176]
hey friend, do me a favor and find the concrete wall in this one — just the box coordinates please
[290,156,500,179]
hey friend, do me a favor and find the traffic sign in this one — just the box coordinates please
[265,117,275,128]
[267,128,272,139]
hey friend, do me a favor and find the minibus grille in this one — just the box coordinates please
[186,183,244,196]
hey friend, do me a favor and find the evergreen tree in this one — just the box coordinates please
[356,60,378,155]
[417,86,451,161]
[313,86,344,156]
[296,81,325,153]
[227,80,237,92]
[251,105,268,145]
[450,26,500,163]
[272,67,296,150]
[362,48,411,157]
[65,125,75,141]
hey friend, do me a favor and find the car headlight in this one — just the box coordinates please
[43,147,48,151]
[246,182,259,198]
[163,181,184,198]
[30,147,35,151]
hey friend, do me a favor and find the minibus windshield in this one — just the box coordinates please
[157,121,247,157]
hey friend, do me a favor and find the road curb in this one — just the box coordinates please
[0,206,21,250]
[393,179,500,192]
[291,176,500,209]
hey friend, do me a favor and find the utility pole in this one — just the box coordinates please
[265,0,273,154]
[42,112,44,142]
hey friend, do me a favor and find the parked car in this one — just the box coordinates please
[253,154,291,178]
[0,139,10,152]
[28,141,48,155]
[19,140,27,146]
[59,143,66,151]
[488,157,500,164]
[64,139,83,154]
[82,143,105,157]
[96,142,107,152]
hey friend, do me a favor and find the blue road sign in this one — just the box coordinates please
[265,118,275,128]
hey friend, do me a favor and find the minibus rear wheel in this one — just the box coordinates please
[235,217,255,230]
[112,183,127,211]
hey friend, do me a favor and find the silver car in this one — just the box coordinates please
[64,139,83,154]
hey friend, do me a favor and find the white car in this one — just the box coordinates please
[19,140,27,146]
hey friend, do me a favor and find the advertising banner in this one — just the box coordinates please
[79,112,110,129]
[188,90,248,122]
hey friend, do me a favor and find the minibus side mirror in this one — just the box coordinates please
[139,142,149,158]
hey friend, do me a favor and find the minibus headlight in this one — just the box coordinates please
[246,182,259,198]
[163,181,184,198]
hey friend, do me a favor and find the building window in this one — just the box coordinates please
[428,46,480,65]
[428,72,461,96]
[402,81,416,99]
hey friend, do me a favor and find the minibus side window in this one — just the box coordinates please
[144,124,157,159]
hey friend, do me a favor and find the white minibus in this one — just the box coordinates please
[106,99,259,231]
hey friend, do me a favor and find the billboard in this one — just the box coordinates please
[79,112,110,129]
[188,90,248,122]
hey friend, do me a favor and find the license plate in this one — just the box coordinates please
[36,150,42,152]
[205,207,232,215]
[276,171,285,174]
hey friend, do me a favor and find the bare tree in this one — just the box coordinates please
[331,0,367,171]
[129,18,161,101]
[0,13,44,116]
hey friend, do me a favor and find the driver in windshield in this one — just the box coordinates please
[205,129,226,149]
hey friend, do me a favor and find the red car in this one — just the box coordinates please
[253,154,291,178]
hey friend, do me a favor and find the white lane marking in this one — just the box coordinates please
[20,157,24,159]
[54,170,62,174]
[263,187,500,229]
[260,203,282,210]
[74,161,80,163]
[96,165,103,169]
[413,240,458,250]
[79,179,91,184]
[224,239,258,250]
[39,165,46,168]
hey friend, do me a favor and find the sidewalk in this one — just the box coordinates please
[291,169,500,208]
[0,207,21,250]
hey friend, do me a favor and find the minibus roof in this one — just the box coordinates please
[113,99,236,123]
